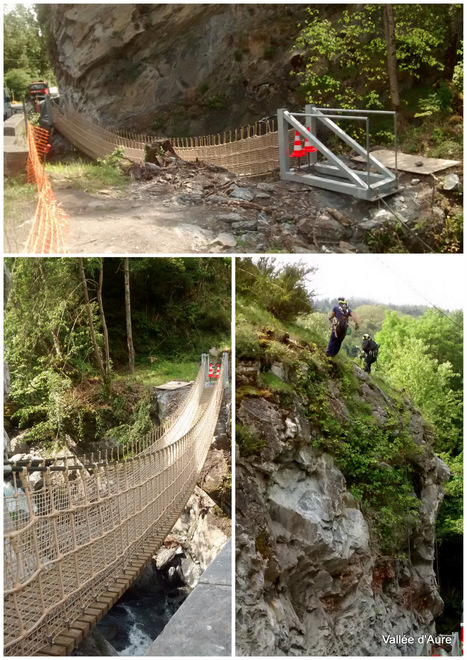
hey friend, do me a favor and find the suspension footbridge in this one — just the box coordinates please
[4,354,229,656]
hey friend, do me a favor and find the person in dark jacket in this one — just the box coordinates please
[326,297,359,357]
[361,333,379,373]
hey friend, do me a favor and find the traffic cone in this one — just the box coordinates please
[215,365,220,379]
[290,131,305,157]
[208,363,213,379]
[303,127,318,153]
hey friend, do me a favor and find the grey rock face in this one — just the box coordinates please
[43,5,308,135]
[236,362,448,657]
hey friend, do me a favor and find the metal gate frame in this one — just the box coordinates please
[278,105,402,201]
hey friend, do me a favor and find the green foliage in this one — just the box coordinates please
[5,258,102,443]
[129,360,200,387]
[344,304,387,357]
[236,321,262,358]
[236,424,266,457]
[376,310,463,455]
[237,268,462,556]
[435,212,463,253]
[204,93,227,110]
[3,5,56,88]
[5,257,231,450]
[436,451,463,541]
[233,49,243,62]
[375,309,463,553]
[4,68,31,100]
[293,5,461,110]
[104,394,154,447]
[258,371,294,394]
[292,353,423,553]
[399,111,463,161]
[97,147,125,169]
[237,257,315,322]
[4,176,36,218]
[452,42,463,91]
[46,159,128,193]
[415,82,455,118]
[364,221,416,254]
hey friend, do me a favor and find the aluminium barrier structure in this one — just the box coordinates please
[4,354,229,656]
[278,105,402,201]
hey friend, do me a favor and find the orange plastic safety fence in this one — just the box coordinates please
[25,124,69,253]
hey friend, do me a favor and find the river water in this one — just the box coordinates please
[73,559,191,656]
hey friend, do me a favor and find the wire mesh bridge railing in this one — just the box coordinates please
[4,354,228,656]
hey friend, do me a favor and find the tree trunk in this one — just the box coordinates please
[442,5,462,81]
[124,258,135,375]
[97,258,111,381]
[384,4,400,111]
[78,258,105,378]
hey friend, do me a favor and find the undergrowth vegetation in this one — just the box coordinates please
[293,5,463,161]
[46,151,128,193]
[3,176,37,225]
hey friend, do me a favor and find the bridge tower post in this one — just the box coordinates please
[222,352,229,389]
[201,353,209,383]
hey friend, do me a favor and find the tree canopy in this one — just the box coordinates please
[3,4,55,97]
[293,5,463,111]
[236,257,315,322]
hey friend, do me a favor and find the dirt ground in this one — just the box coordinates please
[4,158,463,254]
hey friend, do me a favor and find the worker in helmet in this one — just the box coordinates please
[326,297,359,357]
[361,333,379,373]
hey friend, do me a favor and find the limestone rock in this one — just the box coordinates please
[231,220,258,232]
[43,5,309,135]
[171,485,230,570]
[236,357,448,656]
[212,232,237,248]
[443,173,460,191]
[73,627,119,656]
[230,187,255,202]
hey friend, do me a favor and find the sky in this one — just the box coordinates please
[252,254,465,311]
